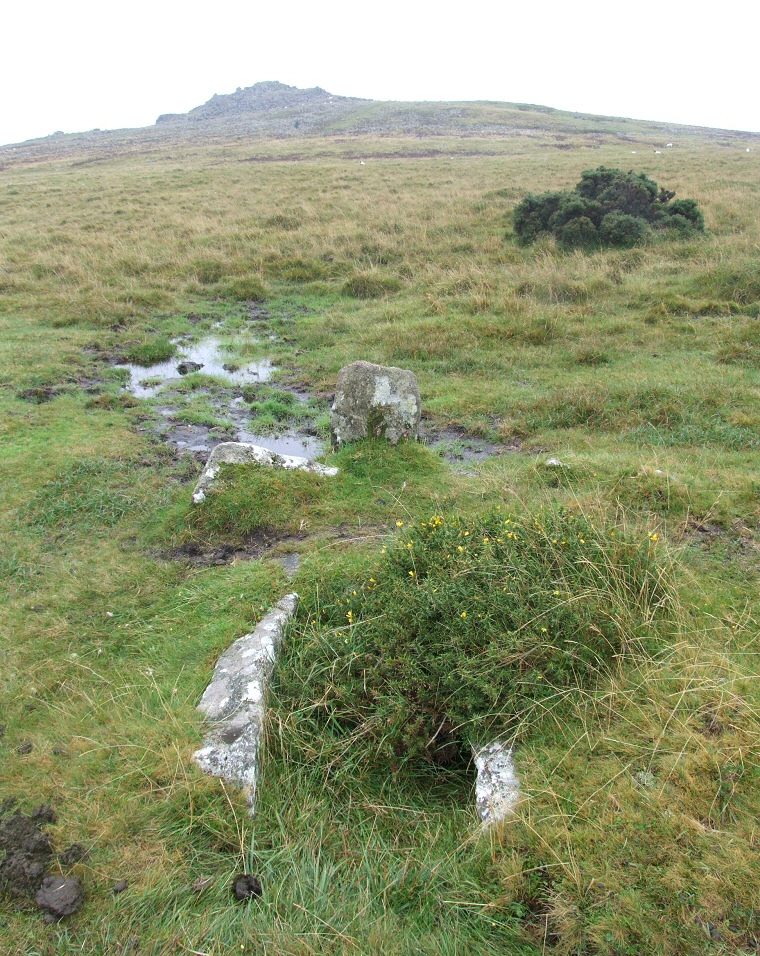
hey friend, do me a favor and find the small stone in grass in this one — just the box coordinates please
[17,741,33,755]
[177,361,203,375]
[232,873,262,901]
[112,879,128,894]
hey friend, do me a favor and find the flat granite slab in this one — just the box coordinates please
[193,593,299,809]
[192,442,338,504]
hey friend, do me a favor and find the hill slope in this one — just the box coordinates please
[3,81,759,168]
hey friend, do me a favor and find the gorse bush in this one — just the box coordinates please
[513,166,705,249]
[272,507,672,771]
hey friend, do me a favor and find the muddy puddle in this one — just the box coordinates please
[163,530,305,568]
[116,337,274,399]
[119,335,328,460]
[420,424,515,466]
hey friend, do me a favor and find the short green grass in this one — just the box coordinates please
[1,118,759,954]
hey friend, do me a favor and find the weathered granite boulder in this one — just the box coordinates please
[330,361,421,447]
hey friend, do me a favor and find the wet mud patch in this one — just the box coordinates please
[162,529,307,566]
[0,802,85,921]
[683,517,758,556]
[152,417,235,458]
[146,389,327,461]
[246,302,313,326]
[17,377,104,404]
[17,385,61,404]
[685,517,725,541]
[420,422,518,465]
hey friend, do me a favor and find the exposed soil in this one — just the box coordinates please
[0,803,86,921]
[0,804,55,899]
[162,529,306,566]
[685,517,725,540]
[36,876,84,921]
[16,385,60,404]
[59,843,88,866]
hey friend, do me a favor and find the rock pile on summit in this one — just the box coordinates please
[156,81,367,133]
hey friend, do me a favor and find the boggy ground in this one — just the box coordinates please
[1,126,759,954]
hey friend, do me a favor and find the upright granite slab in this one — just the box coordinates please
[192,442,338,504]
[473,741,520,826]
[330,361,421,447]
[193,593,298,809]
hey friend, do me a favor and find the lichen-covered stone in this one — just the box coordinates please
[474,742,520,826]
[193,594,298,810]
[330,361,421,447]
[191,442,338,504]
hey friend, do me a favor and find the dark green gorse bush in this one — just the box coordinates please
[271,507,672,771]
[513,166,705,249]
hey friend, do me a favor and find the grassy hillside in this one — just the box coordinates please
[1,112,759,954]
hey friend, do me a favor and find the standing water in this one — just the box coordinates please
[117,337,327,459]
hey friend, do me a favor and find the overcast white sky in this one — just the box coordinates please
[2,0,758,145]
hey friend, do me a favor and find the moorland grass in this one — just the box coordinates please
[1,122,759,953]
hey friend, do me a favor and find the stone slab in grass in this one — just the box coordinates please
[474,741,520,826]
[193,593,299,810]
[191,441,338,504]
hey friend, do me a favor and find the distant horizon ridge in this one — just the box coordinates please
[3,80,760,148]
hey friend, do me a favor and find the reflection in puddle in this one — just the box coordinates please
[234,427,325,459]
[421,426,510,465]
[156,416,325,459]
[120,336,328,460]
[117,337,274,398]
[227,397,324,458]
